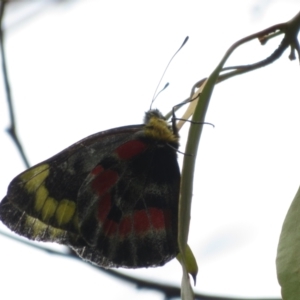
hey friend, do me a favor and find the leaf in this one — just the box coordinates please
[177,244,198,285]
[277,186,300,300]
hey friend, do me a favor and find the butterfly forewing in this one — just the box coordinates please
[0,126,142,244]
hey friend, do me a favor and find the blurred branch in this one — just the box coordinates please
[0,229,281,300]
[0,0,29,168]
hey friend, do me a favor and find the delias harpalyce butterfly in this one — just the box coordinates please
[0,109,180,268]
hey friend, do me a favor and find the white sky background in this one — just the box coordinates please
[0,1,299,299]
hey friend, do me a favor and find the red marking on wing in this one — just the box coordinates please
[91,165,104,176]
[149,208,165,229]
[92,169,118,196]
[133,208,165,234]
[162,209,172,229]
[115,140,148,160]
[133,210,149,233]
[119,216,132,237]
[98,193,111,222]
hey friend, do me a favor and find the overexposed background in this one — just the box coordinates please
[0,1,299,299]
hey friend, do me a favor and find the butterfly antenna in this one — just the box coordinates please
[152,82,169,103]
[150,36,189,110]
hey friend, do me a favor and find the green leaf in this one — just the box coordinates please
[277,186,300,299]
[177,244,198,285]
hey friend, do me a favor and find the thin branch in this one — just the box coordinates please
[167,13,300,121]
[0,230,282,300]
[0,0,30,168]
[191,11,300,95]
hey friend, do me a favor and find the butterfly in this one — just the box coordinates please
[0,109,180,268]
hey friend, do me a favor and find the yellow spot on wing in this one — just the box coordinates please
[55,199,76,226]
[21,164,50,193]
[21,163,49,181]
[19,163,78,230]
[25,214,67,241]
[34,185,49,211]
[41,197,57,221]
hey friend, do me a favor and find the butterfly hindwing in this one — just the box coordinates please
[76,136,180,267]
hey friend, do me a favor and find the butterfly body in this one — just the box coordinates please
[0,109,180,268]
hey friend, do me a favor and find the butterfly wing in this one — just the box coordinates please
[0,125,143,245]
[0,123,180,268]
[76,135,180,267]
